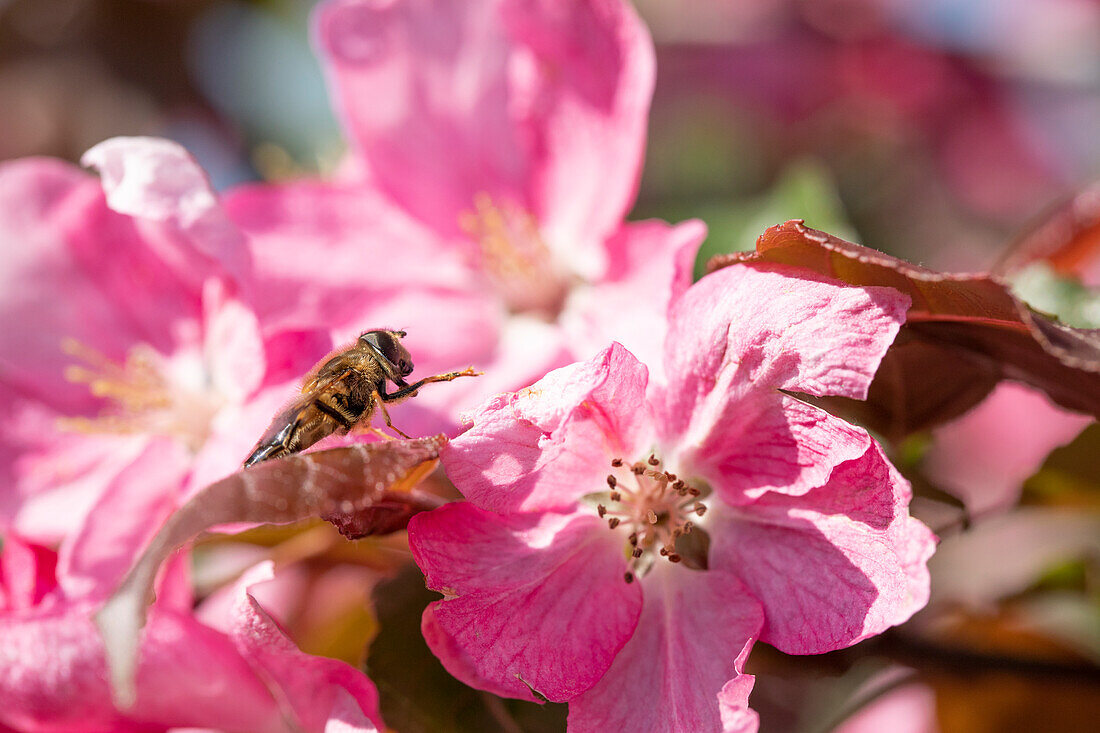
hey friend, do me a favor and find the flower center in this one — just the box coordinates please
[458,193,568,316]
[57,338,222,452]
[597,454,709,583]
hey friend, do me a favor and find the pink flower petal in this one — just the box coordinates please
[443,343,653,513]
[567,563,762,733]
[0,602,285,732]
[0,535,58,612]
[316,0,654,277]
[1,401,151,543]
[56,438,190,603]
[223,180,477,335]
[709,444,934,654]
[660,263,909,442]
[203,281,266,403]
[924,381,1092,514]
[81,136,249,283]
[561,219,704,374]
[316,0,530,237]
[230,562,384,732]
[0,158,144,409]
[500,0,656,277]
[680,394,872,502]
[408,503,642,702]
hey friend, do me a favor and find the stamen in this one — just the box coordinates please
[458,193,563,315]
[597,453,710,579]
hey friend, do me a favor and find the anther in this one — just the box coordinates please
[632,547,643,558]
[597,504,607,518]
[668,554,682,563]
[688,487,701,497]
[694,502,707,516]
[659,547,669,556]
[608,518,621,529]
[631,462,646,475]
[683,521,694,533]
[610,491,622,502]
[646,510,658,524]
[624,572,634,584]
[607,475,617,488]
[648,454,659,466]
[611,458,624,467]
[628,532,638,546]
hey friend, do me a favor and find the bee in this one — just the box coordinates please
[244,329,478,467]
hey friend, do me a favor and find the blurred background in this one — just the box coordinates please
[2,1,1097,731]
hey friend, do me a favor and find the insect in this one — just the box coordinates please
[243,329,478,467]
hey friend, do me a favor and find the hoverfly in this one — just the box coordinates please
[243,329,478,467]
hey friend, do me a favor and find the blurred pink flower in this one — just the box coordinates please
[409,264,935,731]
[0,459,384,732]
[924,381,1091,515]
[0,137,331,542]
[224,0,705,431]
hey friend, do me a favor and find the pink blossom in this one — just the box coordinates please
[0,441,384,732]
[409,263,936,731]
[0,137,331,542]
[223,0,705,431]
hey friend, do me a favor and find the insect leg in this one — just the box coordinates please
[379,367,480,402]
[371,390,412,439]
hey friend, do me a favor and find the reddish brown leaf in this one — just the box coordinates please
[96,436,445,707]
[710,221,1100,441]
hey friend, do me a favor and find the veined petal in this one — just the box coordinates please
[679,393,871,502]
[567,563,762,733]
[660,263,909,442]
[408,503,642,702]
[709,444,934,654]
[443,343,653,513]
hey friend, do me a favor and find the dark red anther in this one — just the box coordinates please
[608,517,621,529]
[597,504,607,518]
[624,572,634,583]
[611,458,624,467]
[610,491,622,502]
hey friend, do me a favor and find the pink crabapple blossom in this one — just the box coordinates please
[409,262,936,731]
[0,136,336,543]
[224,0,706,433]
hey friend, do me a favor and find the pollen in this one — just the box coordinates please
[458,193,567,315]
[599,455,710,581]
[57,338,221,452]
